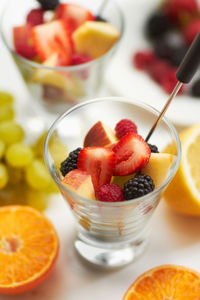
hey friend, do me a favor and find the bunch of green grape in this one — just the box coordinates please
[0,91,66,211]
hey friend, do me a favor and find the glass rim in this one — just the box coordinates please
[0,0,125,71]
[44,96,181,207]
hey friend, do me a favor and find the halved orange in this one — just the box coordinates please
[123,265,200,299]
[0,205,59,295]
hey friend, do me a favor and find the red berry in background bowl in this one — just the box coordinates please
[133,51,156,71]
[147,60,170,84]
[163,0,198,24]
[115,119,137,139]
[183,19,200,45]
[97,184,124,202]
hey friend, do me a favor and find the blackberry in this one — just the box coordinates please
[191,79,200,97]
[60,148,82,176]
[148,143,159,153]
[123,174,155,200]
[37,0,59,10]
[96,15,107,22]
[145,11,172,40]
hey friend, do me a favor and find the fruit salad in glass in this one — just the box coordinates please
[0,0,124,114]
[44,97,181,268]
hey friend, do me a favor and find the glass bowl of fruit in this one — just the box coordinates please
[44,96,181,268]
[0,0,124,115]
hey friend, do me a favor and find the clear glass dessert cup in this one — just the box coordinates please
[44,97,181,268]
[0,0,124,115]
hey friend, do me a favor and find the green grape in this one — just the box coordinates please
[49,135,68,168]
[0,121,24,145]
[0,163,8,189]
[0,140,5,160]
[0,104,15,123]
[25,159,52,191]
[7,166,24,184]
[33,130,48,158]
[5,143,33,168]
[26,188,49,212]
[0,91,14,106]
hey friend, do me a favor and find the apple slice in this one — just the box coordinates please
[141,153,175,188]
[61,169,96,200]
[84,121,118,147]
[73,21,120,59]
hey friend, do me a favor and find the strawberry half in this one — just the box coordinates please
[13,24,36,59]
[112,133,151,176]
[55,3,95,32]
[31,20,73,65]
[77,147,115,191]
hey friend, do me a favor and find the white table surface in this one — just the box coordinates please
[0,0,200,299]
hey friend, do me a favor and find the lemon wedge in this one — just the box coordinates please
[164,123,200,216]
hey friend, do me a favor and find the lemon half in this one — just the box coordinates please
[164,123,200,216]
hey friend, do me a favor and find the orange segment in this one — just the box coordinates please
[123,265,200,300]
[0,205,59,295]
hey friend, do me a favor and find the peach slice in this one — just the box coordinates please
[61,169,96,200]
[84,121,118,147]
[73,21,120,59]
[141,153,175,188]
[32,53,68,89]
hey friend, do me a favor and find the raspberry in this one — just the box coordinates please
[133,51,156,71]
[183,19,200,45]
[123,174,155,200]
[163,0,198,24]
[115,119,138,139]
[26,9,44,26]
[71,53,92,65]
[161,68,184,94]
[147,60,170,84]
[60,148,82,176]
[97,184,124,202]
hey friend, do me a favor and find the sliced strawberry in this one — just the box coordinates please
[112,133,151,176]
[26,8,44,26]
[13,24,36,59]
[77,147,115,191]
[55,3,95,32]
[31,20,73,65]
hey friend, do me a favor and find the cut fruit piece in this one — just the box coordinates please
[84,121,118,147]
[113,133,151,176]
[62,169,95,200]
[141,153,174,189]
[31,20,73,65]
[123,265,200,300]
[73,21,120,59]
[55,3,95,32]
[0,163,8,190]
[164,123,200,216]
[112,173,135,188]
[0,205,59,295]
[32,53,68,89]
[13,24,36,59]
[77,147,115,191]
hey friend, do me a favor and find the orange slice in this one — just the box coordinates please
[123,265,200,299]
[0,205,59,295]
